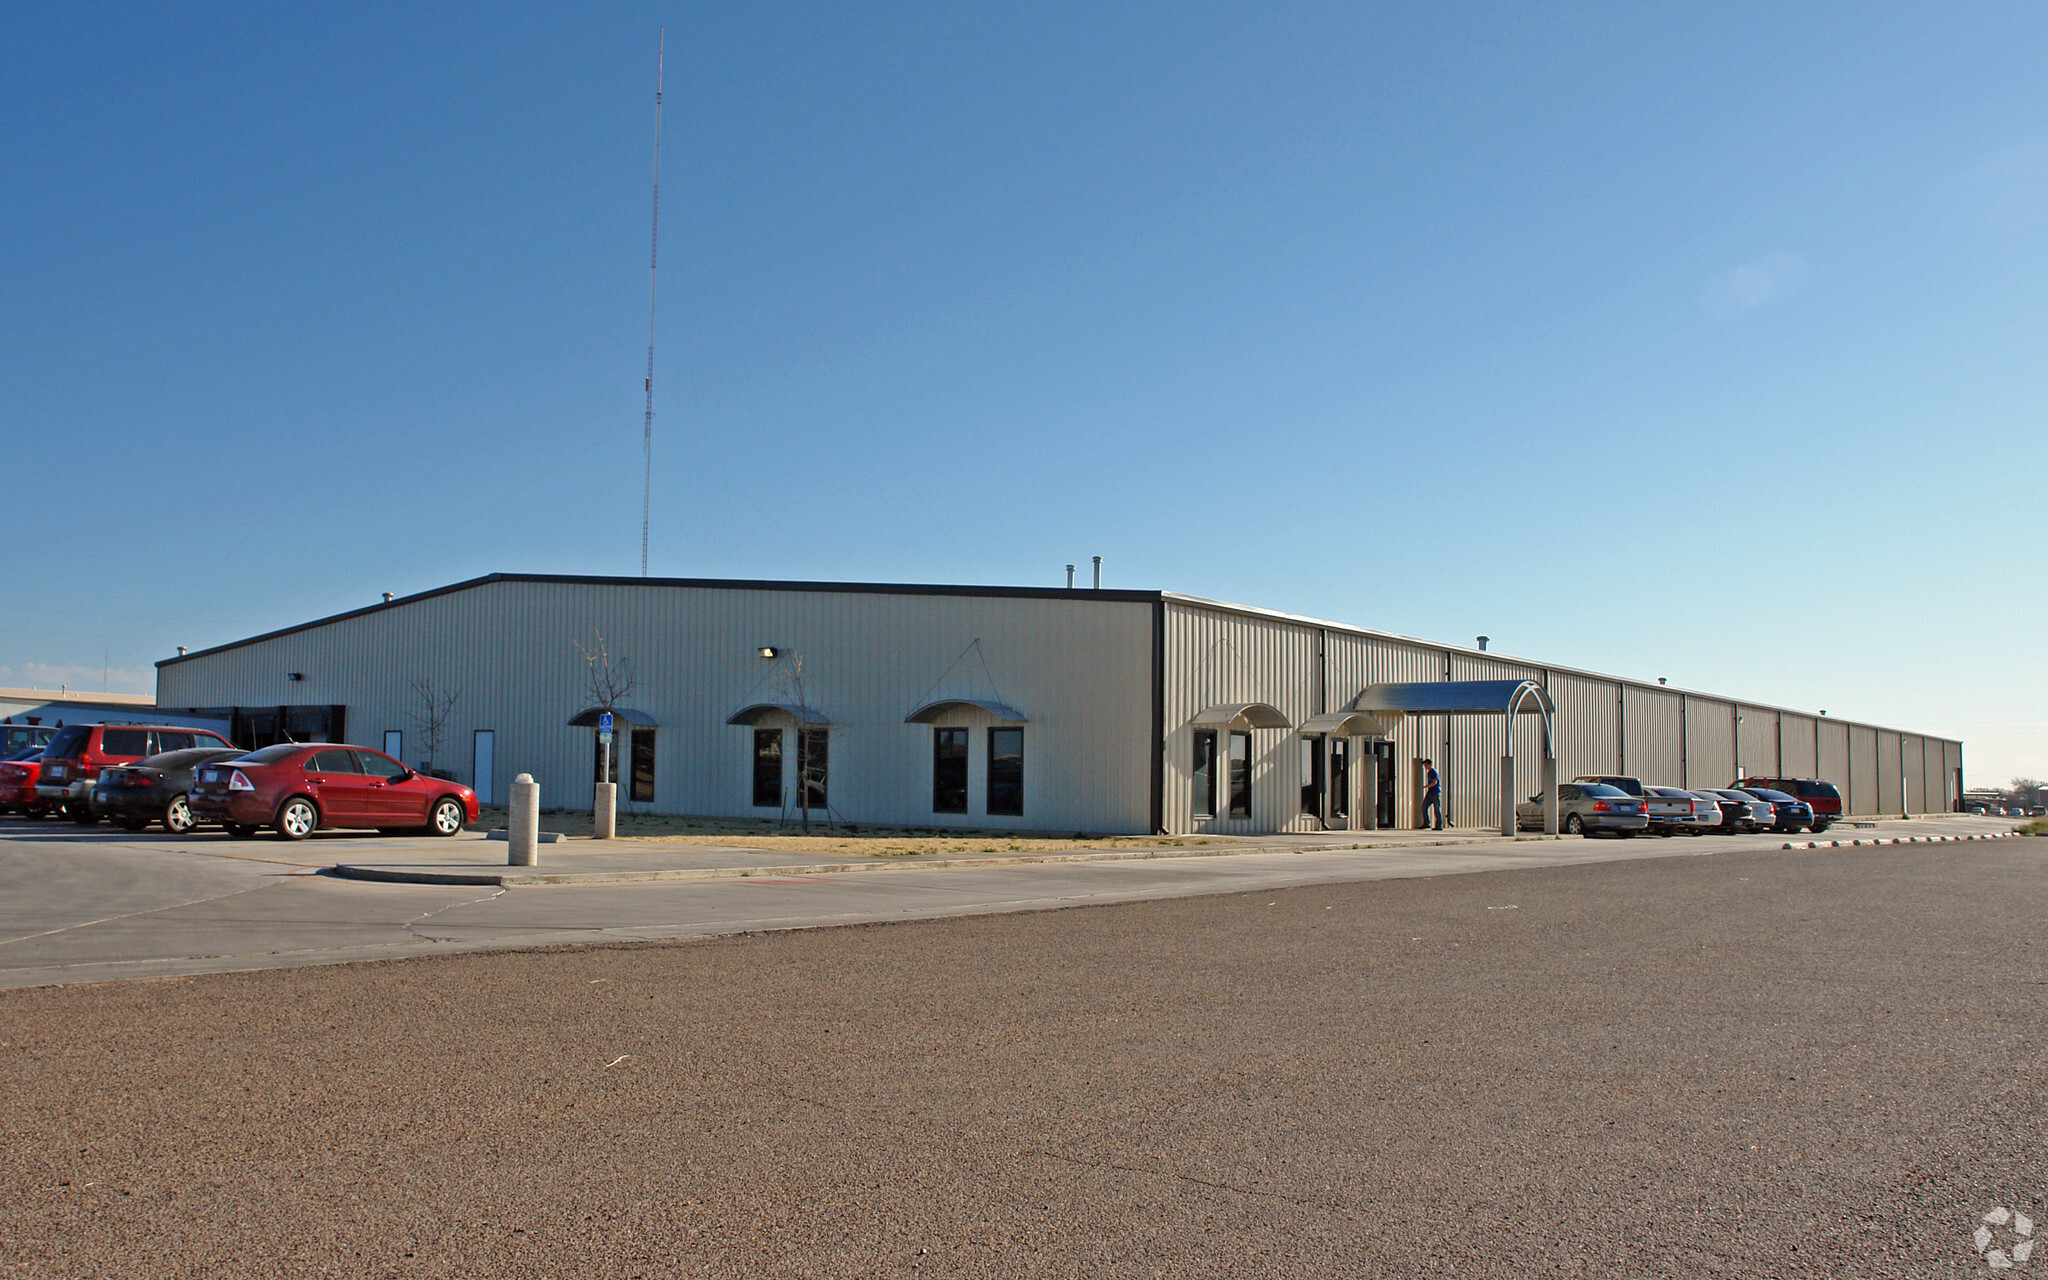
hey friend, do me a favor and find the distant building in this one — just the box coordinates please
[152,573,1964,833]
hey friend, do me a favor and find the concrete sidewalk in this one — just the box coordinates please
[323,813,2004,887]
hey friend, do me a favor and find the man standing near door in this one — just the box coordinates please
[1421,758,1443,830]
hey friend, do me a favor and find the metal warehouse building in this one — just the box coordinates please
[154,573,1965,835]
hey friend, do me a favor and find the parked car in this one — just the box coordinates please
[1,724,56,756]
[1645,786,1719,835]
[187,743,478,840]
[1734,777,1842,832]
[91,747,249,833]
[1574,774,1646,797]
[0,747,49,817]
[1698,788,1774,832]
[34,724,240,824]
[1737,786,1814,833]
[1515,782,1649,837]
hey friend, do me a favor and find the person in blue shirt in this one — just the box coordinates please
[1421,759,1443,830]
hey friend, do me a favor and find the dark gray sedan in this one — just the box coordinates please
[1515,782,1649,837]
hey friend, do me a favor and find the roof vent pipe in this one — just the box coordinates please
[1658,677,1668,685]
[1476,636,1489,652]
[177,646,187,656]
[1092,556,1102,589]
[1065,564,1075,589]
[382,592,394,603]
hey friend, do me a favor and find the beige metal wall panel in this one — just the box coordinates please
[1819,720,1852,797]
[1444,654,1543,830]
[1925,740,1951,812]
[1849,724,1878,814]
[1734,706,1779,780]
[1622,686,1684,785]
[1780,714,1818,778]
[1161,601,1321,835]
[1900,735,1926,813]
[1878,731,1904,813]
[1684,697,1735,789]
[158,579,1157,833]
[1548,672,1621,782]
[1946,740,1964,808]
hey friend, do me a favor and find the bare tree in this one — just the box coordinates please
[574,631,637,797]
[2011,778,2045,810]
[406,678,461,774]
[774,656,829,834]
[575,630,638,713]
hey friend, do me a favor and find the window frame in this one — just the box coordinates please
[1228,731,1252,819]
[986,726,1023,817]
[1192,729,1218,819]
[630,727,656,804]
[931,727,969,814]
[752,728,783,808]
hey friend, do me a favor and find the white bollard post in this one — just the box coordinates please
[593,781,617,841]
[508,773,540,867]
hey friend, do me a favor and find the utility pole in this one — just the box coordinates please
[641,28,664,577]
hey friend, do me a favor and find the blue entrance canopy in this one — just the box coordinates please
[1351,680,1553,717]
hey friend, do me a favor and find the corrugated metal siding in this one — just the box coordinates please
[1734,707,1779,779]
[1926,740,1950,813]
[1162,602,1320,835]
[1622,687,1684,785]
[1447,655,1543,831]
[1849,724,1878,815]
[156,579,1156,832]
[1549,672,1620,782]
[1819,720,1852,800]
[1684,697,1735,789]
[1901,735,1925,814]
[1878,731,1904,813]
[1781,714,1818,778]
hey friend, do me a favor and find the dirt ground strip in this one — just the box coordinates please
[467,805,1233,855]
[4,839,2046,1278]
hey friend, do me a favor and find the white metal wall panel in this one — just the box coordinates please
[1781,714,1818,778]
[1683,697,1735,789]
[1878,731,1904,813]
[1734,706,1779,779]
[1849,724,1878,815]
[1901,735,1926,814]
[1548,672,1621,782]
[157,579,1156,833]
[1162,602,1321,835]
[1819,720,1852,798]
[1622,686,1684,785]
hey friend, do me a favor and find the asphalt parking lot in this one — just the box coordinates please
[2,822,2043,1277]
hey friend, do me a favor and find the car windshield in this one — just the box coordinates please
[4,747,41,762]
[1649,787,1690,797]
[1794,781,1840,799]
[233,744,304,765]
[1579,783,1626,798]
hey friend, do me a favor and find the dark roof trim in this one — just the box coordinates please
[156,572,1165,668]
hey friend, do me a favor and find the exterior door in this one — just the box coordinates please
[302,748,374,825]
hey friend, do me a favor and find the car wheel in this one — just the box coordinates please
[223,822,257,839]
[1565,813,1584,835]
[163,794,197,835]
[275,797,319,841]
[428,797,466,837]
[1811,822,1830,834]
[67,802,98,825]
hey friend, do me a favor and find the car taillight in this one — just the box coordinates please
[121,773,156,788]
[228,770,254,792]
[1593,801,1611,811]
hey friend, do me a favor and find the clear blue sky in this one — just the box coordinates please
[3,2,2043,783]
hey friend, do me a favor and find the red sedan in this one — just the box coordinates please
[188,743,478,840]
[0,749,49,816]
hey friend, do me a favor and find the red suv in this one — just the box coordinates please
[1734,777,1843,832]
[187,743,478,840]
[35,723,239,824]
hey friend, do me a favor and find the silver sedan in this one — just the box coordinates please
[1515,782,1649,837]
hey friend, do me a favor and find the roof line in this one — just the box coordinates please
[1159,592,1958,746]
[157,573,1164,668]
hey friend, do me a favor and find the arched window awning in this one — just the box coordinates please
[566,706,662,727]
[1189,702,1292,730]
[1297,710,1396,738]
[726,703,831,726]
[903,699,1028,724]
[1349,680,1553,718]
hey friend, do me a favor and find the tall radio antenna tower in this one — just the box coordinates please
[640,27,665,576]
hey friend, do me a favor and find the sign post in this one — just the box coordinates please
[594,711,617,840]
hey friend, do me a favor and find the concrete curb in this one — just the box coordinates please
[1782,832,2026,851]
[326,831,1568,888]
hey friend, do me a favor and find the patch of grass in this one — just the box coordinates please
[2019,818,2048,837]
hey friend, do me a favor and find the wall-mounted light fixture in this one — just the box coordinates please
[757,646,779,660]
[287,672,305,682]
